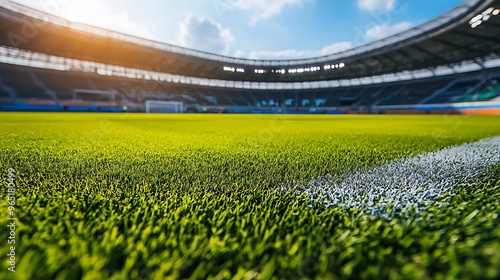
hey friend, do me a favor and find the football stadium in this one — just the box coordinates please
[1,0,500,279]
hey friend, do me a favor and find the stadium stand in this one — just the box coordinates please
[0,0,500,114]
[1,63,499,114]
[453,77,500,102]
[421,78,482,104]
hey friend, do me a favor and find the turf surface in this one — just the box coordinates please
[1,113,499,279]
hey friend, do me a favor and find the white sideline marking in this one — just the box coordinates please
[286,136,500,218]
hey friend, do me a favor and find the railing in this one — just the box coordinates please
[1,46,500,91]
[0,0,490,67]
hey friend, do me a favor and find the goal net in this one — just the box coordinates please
[145,100,184,113]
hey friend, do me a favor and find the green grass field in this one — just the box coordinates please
[1,113,500,279]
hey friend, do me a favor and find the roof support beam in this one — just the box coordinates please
[452,30,500,44]
[409,45,446,66]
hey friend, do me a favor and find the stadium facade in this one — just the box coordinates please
[0,0,499,114]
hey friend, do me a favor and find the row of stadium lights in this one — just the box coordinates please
[223,63,346,74]
[223,66,245,73]
[469,7,499,28]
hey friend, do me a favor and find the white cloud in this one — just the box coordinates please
[246,41,354,60]
[232,0,307,24]
[320,42,355,56]
[233,50,246,58]
[178,13,235,55]
[365,22,412,40]
[357,0,395,12]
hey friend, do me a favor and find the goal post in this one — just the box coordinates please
[145,100,184,113]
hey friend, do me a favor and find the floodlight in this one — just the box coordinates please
[470,7,499,28]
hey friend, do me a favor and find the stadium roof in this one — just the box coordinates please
[0,0,499,83]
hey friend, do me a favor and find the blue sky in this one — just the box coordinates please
[12,0,463,59]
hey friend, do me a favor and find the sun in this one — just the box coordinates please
[54,0,156,40]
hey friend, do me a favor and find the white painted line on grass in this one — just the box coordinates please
[285,136,500,219]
